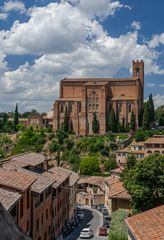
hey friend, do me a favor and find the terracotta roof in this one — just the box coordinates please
[131,141,145,146]
[3,160,29,169]
[65,170,79,187]
[110,168,122,174]
[144,136,164,145]
[62,77,138,82]
[16,168,56,194]
[0,188,21,211]
[116,148,145,154]
[78,176,109,192]
[105,176,119,187]
[44,167,70,188]
[0,168,36,191]
[125,205,164,240]
[108,181,131,200]
[11,152,45,167]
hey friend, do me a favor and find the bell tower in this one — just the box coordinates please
[132,60,144,108]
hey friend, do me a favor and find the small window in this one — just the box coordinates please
[61,104,64,113]
[46,209,48,219]
[27,189,30,209]
[41,214,44,224]
[20,197,24,218]
[36,219,39,231]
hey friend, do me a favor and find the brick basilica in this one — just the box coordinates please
[53,60,144,135]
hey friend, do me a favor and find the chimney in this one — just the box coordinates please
[43,154,48,171]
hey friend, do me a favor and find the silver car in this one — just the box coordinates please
[80,228,93,239]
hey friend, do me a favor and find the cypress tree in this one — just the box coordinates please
[148,93,155,123]
[14,103,19,131]
[121,117,126,132]
[92,112,99,134]
[109,108,117,132]
[130,111,136,131]
[2,113,7,131]
[142,101,150,130]
[63,106,69,132]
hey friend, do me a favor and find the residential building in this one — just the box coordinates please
[77,176,107,206]
[105,179,131,214]
[144,135,164,156]
[0,168,36,234]
[125,204,164,240]
[53,60,144,135]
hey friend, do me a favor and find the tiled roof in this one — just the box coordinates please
[62,77,136,82]
[110,168,122,174]
[11,152,45,167]
[108,181,131,200]
[125,205,164,240]
[0,188,21,211]
[144,136,164,144]
[44,167,70,188]
[0,168,36,191]
[131,141,145,146]
[78,176,108,192]
[105,176,119,187]
[3,160,29,169]
[17,168,56,194]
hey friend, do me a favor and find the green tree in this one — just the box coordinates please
[4,121,13,133]
[56,129,68,144]
[109,108,117,132]
[130,111,136,131]
[138,108,144,128]
[63,106,69,132]
[148,93,155,123]
[49,139,60,153]
[2,113,7,130]
[80,155,100,175]
[142,101,150,130]
[109,210,128,240]
[155,105,164,126]
[92,112,99,134]
[120,117,126,132]
[123,153,164,213]
[63,138,74,150]
[13,103,19,131]
[104,157,117,172]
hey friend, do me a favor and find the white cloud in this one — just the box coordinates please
[0,1,164,111]
[0,12,8,20]
[159,84,164,87]
[153,94,164,108]
[146,83,156,88]
[131,21,141,30]
[149,33,164,48]
[2,0,26,13]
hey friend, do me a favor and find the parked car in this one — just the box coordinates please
[80,228,93,239]
[99,227,108,236]
[102,220,110,228]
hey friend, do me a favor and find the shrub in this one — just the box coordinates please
[104,158,117,172]
[80,155,100,175]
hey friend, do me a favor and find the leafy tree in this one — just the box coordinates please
[4,121,13,133]
[0,119,3,132]
[21,111,31,118]
[109,108,117,132]
[148,93,155,123]
[80,155,100,175]
[63,138,74,150]
[13,103,19,131]
[104,157,117,172]
[49,139,60,153]
[142,101,150,130]
[155,105,164,126]
[92,112,99,134]
[130,111,136,131]
[123,153,164,213]
[56,129,68,144]
[63,106,69,132]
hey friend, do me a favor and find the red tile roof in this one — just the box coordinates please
[0,168,36,191]
[11,152,45,166]
[108,181,131,200]
[125,205,164,240]
[0,188,21,211]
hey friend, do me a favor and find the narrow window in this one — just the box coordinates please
[20,197,24,218]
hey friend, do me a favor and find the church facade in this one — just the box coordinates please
[53,60,144,135]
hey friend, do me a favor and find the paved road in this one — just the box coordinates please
[65,206,108,240]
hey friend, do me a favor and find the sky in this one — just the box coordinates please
[0,0,164,112]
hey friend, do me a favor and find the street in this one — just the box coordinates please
[64,206,108,240]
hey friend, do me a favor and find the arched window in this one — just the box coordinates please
[147,150,152,154]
